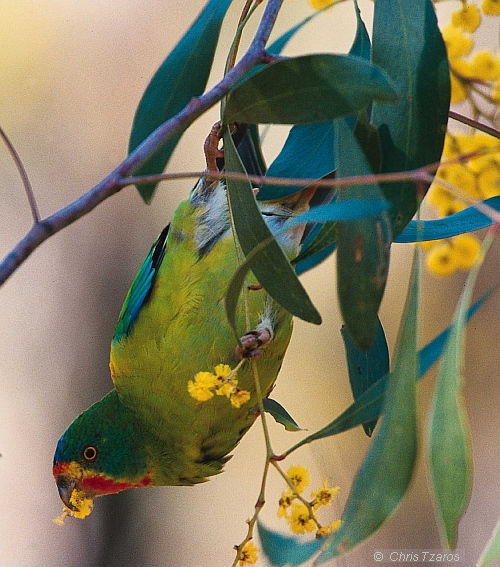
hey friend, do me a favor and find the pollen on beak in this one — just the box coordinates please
[56,475,78,511]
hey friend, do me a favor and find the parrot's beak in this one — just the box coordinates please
[56,476,78,511]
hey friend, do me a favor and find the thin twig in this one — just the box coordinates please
[449,110,500,139]
[0,127,40,222]
[120,149,485,189]
[0,0,284,287]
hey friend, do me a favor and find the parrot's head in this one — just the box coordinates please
[53,391,152,521]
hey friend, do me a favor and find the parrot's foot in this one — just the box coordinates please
[204,121,224,180]
[236,327,273,359]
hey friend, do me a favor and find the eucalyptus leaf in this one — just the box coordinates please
[427,236,492,547]
[350,0,371,61]
[395,196,500,242]
[258,122,336,201]
[224,54,398,125]
[128,0,232,203]
[477,517,500,567]
[258,522,323,566]
[342,317,389,436]
[262,398,303,432]
[318,249,419,562]
[223,131,321,328]
[335,119,391,349]
[371,0,450,237]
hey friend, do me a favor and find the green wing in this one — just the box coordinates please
[113,224,170,343]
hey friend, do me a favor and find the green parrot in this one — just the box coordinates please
[53,125,317,521]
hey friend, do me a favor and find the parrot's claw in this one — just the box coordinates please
[236,327,273,359]
[204,121,224,179]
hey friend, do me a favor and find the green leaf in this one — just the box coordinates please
[395,196,500,242]
[341,317,389,436]
[427,235,492,547]
[128,0,233,203]
[262,398,303,432]
[223,130,321,330]
[371,0,450,237]
[257,122,336,201]
[258,522,323,566]
[335,119,391,349]
[223,54,398,125]
[318,249,420,562]
[350,0,371,61]
[477,517,500,567]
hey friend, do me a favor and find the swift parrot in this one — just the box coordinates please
[53,123,319,521]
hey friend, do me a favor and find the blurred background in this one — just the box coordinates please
[1,1,499,565]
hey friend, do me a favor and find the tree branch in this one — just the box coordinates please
[0,0,284,287]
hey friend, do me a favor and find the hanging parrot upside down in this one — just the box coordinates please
[52,123,317,523]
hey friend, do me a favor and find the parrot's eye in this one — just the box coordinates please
[83,446,98,461]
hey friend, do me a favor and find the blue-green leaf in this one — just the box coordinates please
[257,122,335,201]
[395,196,500,242]
[427,235,493,547]
[224,54,398,125]
[262,398,303,432]
[258,522,323,566]
[128,0,233,203]
[350,0,370,61]
[341,317,389,436]
[477,517,500,567]
[335,119,392,349]
[223,131,321,329]
[371,0,450,237]
[318,249,419,561]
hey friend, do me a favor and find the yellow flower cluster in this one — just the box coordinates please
[187,364,251,408]
[238,541,260,566]
[442,2,500,105]
[422,234,481,276]
[278,465,341,538]
[425,131,499,275]
[53,487,94,526]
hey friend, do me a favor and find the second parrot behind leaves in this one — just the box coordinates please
[53,124,318,521]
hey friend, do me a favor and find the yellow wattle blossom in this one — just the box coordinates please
[452,3,481,32]
[442,25,474,59]
[214,364,237,398]
[478,164,500,197]
[436,198,467,219]
[491,79,500,102]
[287,465,310,494]
[278,489,295,518]
[451,234,481,269]
[316,520,342,538]
[187,364,249,406]
[187,371,217,402]
[450,73,468,103]
[238,541,259,566]
[311,480,340,510]
[425,242,458,277]
[53,487,94,525]
[230,388,251,408]
[289,502,317,535]
[482,0,500,16]
[470,50,500,81]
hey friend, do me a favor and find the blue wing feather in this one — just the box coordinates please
[113,224,170,342]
